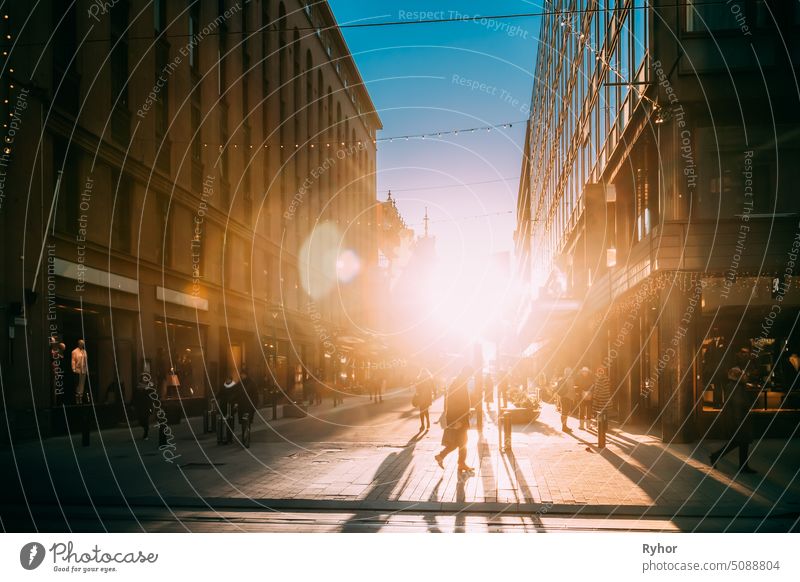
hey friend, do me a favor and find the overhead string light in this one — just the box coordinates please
[116,119,527,150]
[554,7,659,110]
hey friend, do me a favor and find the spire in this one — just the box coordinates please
[423,207,429,238]
[387,190,393,204]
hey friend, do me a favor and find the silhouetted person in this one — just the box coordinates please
[377,375,385,403]
[557,367,575,432]
[415,370,435,431]
[497,370,509,408]
[312,369,323,405]
[483,373,494,410]
[302,369,314,405]
[217,376,238,416]
[575,366,594,430]
[710,367,757,474]
[240,369,257,422]
[133,372,154,440]
[593,366,611,441]
[435,366,473,473]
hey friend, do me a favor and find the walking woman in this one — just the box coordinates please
[710,367,757,473]
[435,366,473,473]
[415,369,435,431]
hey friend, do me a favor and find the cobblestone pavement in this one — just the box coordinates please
[3,388,799,531]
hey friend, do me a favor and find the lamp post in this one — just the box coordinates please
[268,303,282,417]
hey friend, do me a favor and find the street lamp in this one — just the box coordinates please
[267,302,283,416]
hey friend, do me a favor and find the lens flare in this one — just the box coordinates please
[336,250,361,283]
[299,221,340,299]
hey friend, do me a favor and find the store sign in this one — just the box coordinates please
[53,258,139,294]
[156,286,209,311]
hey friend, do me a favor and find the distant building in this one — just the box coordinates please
[0,0,381,436]
[515,1,800,442]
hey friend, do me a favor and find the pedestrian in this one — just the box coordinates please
[302,369,314,406]
[434,366,474,473]
[313,369,323,405]
[575,366,594,430]
[483,373,494,411]
[497,370,509,408]
[240,368,257,422]
[710,367,757,474]
[414,369,435,431]
[217,376,238,417]
[377,374,385,403]
[557,367,575,432]
[133,372,154,440]
[331,375,344,407]
[71,338,89,404]
[593,366,611,441]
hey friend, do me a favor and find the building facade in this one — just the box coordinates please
[515,0,800,442]
[0,0,382,436]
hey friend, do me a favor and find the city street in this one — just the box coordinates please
[3,389,798,532]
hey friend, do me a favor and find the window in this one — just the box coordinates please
[110,1,129,108]
[219,102,230,207]
[111,169,131,253]
[633,0,648,71]
[53,137,79,235]
[685,0,746,32]
[191,102,202,163]
[189,1,200,71]
[293,29,301,113]
[52,3,79,114]
[154,0,166,33]
[241,4,250,115]
[218,1,228,95]
[155,40,170,137]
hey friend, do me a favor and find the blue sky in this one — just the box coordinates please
[328,0,542,259]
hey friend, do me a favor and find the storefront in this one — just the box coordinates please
[696,277,800,431]
[54,299,138,406]
[152,318,208,399]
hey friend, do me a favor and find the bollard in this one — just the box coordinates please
[502,412,512,451]
[476,400,484,431]
[81,408,91,447]
[598,411,607,449]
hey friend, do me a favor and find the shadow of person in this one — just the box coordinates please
[339,430,425,532]
[477,430,497,502]
[423,477,444,533]
[454,470,472,533]
[506,450,536,503]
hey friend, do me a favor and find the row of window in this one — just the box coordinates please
[527,1,649,286]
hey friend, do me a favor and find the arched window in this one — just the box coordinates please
[278,3,286,87]
[292,29,300,111]
[336,102,342,218]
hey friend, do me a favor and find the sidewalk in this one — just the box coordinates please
[3,390,799,524]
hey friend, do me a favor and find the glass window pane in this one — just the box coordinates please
[685,0,745,32]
